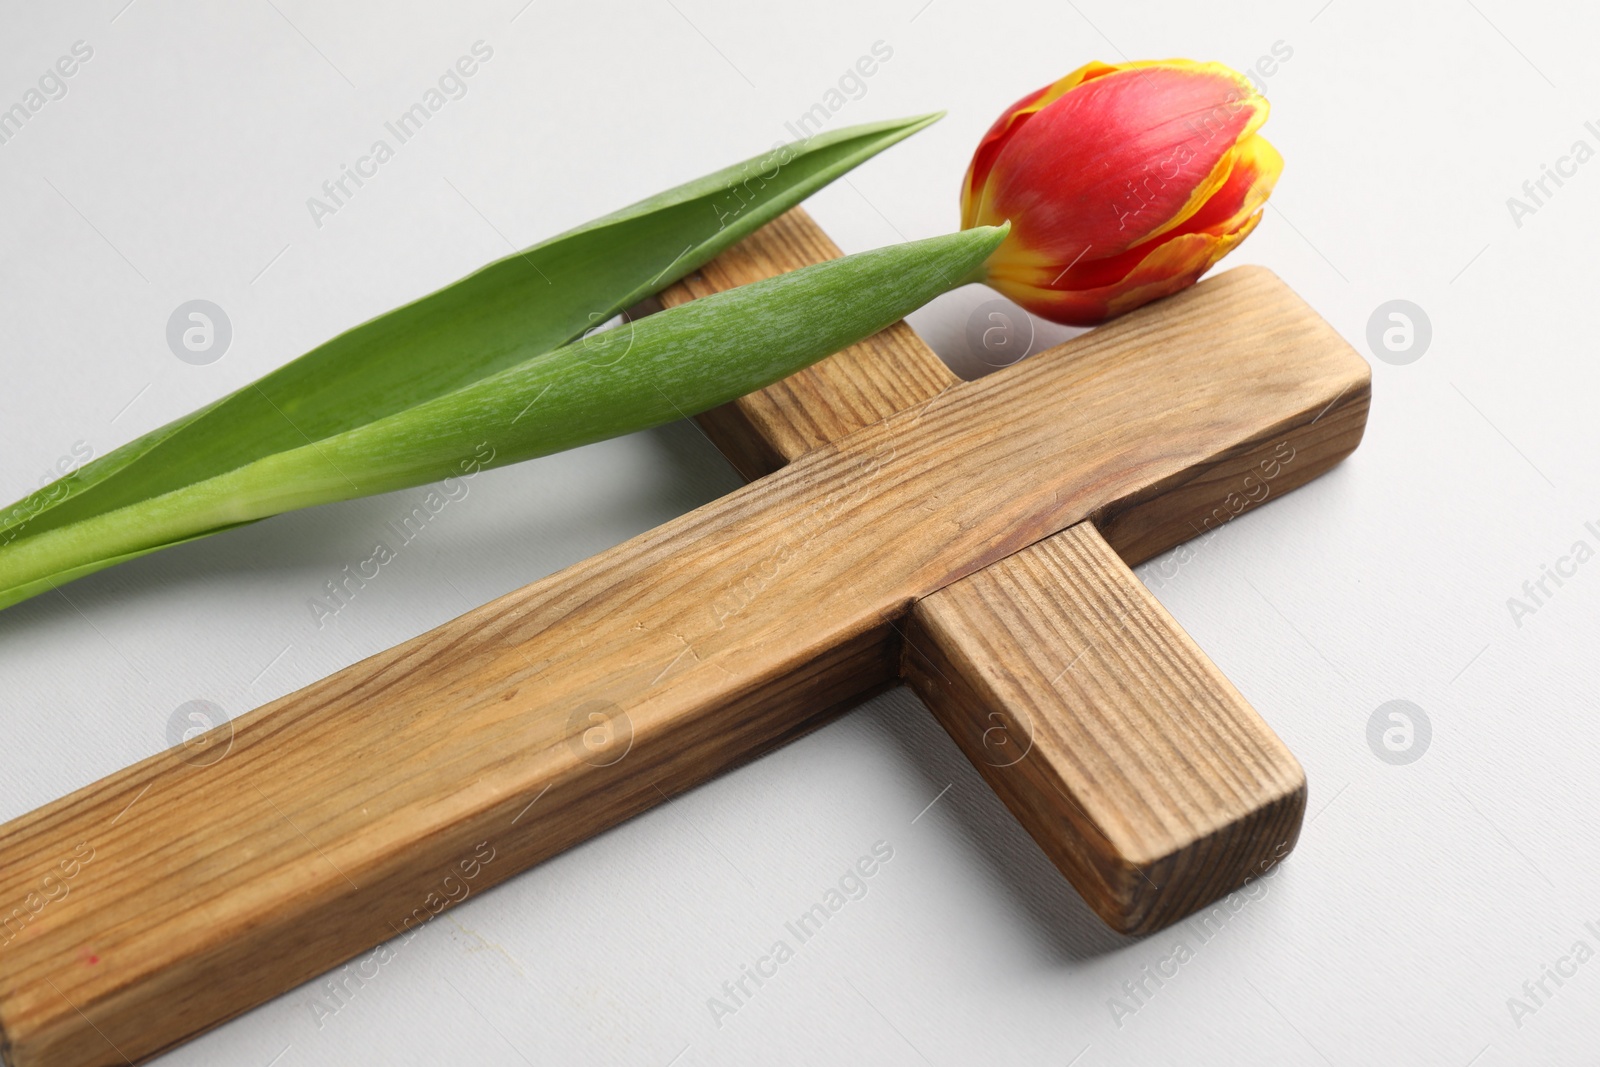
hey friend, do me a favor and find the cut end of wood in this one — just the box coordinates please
[904,521,1312,936]
[1105,768,1306,936]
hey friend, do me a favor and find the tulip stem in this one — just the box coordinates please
[963,220,1009,286]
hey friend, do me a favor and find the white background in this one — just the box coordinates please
[1,1,1596,1064]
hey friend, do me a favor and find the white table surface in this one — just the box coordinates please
[2,1,1596,1064]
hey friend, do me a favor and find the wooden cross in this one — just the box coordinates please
[0,208,1369,1067]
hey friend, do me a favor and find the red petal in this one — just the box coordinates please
[960,62,1120,227]
[975,61,1267,259]
[988,212,1266,326]
[993,133,1282,295]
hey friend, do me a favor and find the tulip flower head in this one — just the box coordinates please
[962,59,1283,326]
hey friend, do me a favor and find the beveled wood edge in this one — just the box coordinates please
[1090,266,1371,565]
[902,523,1309,935]
[894,288,1364,931]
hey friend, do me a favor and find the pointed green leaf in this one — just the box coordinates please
[0,225,1008,610]
[0,114,942,547]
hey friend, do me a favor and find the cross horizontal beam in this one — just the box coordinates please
[0,264,1367,1067]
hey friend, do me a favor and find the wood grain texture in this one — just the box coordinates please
[658,207,957,477]
[0,265,1368,1067]
[905,522,1306,934]
[660,206,1349,935]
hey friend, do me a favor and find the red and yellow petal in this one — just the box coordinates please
[987,212,1264,327]
[960,60,1120,227]
[962,58,1279,327]
[969,60,1269,258]
[1102,214,1262,317]
[988,131,1281,296]
[1187,134,1281,234]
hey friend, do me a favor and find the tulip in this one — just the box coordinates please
[962,59,1283,326]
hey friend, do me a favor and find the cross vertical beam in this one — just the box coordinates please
[659,207,1339,931]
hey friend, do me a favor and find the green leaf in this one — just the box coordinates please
[0,113,942,547]
[0,224,1008,611]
